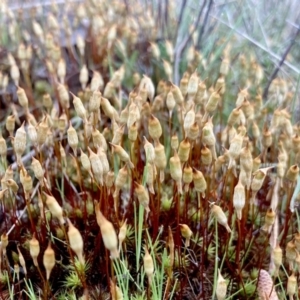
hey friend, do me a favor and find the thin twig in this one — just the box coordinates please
[210,14,300,75]
[263,23,300,99]
[197,0,213,49]
[174,2,205,84]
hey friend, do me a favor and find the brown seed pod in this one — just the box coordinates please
[43,242,55,280]
[95,202,119,259]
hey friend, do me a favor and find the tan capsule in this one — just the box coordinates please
[193,169,207,197]
[67,123,79,154]
[179,224,192,247]
[43,242,55,280]
[1,233,8,256]
[188,122,199,140]
[105,171,115,194]
[111,124,125,146]
[183,165,193,192]
[148,114,162,140]
[72,93,86,120]
[79,64,89,90]
[118,219,127,252]
[170,83,183,106]
[216,269,227,300]
[134,182,150,217]
[143,137,155,164]
[59,142,67,166]
[114,165,128,196]
[80,149,91,174]
[17,245,27,275]
[16,86,28,110]
[14,122,27,161]
[154,141,167,171]
[211,204,231,233]
[22,173,33,196]
[286,240,297,270]
[97,147,109,176]
[57,58,66,83]
[205,91,220,113]
[6,179,19,193]
[228,132,244,169]
[89,90,101,112]
[37,117,48,147]
[201,145,212,166]
[287,273,297,299]
[57,83,70,109]
[272,244,282,273]
[29,234,40,267]
[101,97,114,119]
[95,202,119,259]
[88,147,103,185]
[220,58,230,76]
[171,134,179,150]
[178,138,190,163]
[170,150,182,194]
[109,143,134,168]
[180,72,189,97]
[27,122,37,144]
[166,90,176,118]
[263,208,275,232]
[143,247,154,283]
[233,181,245,220]
[286,165,299,182]
[5,115,16,136]
[227,107,240,127]
[0,131,7,158]
[128,122,138,142]
[67,219,84,264]
[261,128,272,149]
[44,192,64,225]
